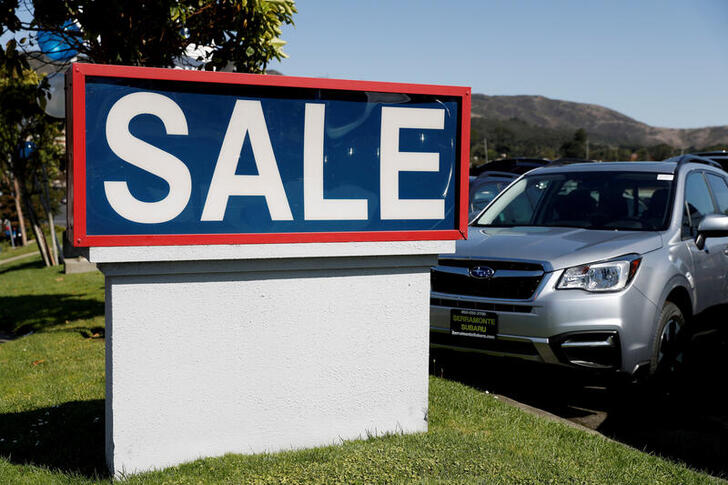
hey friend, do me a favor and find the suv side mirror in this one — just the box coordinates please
[695,214,728,249]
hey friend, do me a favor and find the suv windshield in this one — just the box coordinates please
[473,171,674,231]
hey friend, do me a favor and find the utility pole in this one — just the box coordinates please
[586,138,590,160]
[484,137,489,164]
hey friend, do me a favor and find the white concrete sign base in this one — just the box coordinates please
[95,241,453,475]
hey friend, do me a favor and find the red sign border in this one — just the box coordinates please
[67,62,470,247]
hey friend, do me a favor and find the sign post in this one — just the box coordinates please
[66,63,470,475]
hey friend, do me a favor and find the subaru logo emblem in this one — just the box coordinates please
[470,266,495,279]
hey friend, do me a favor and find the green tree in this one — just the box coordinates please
[560,128,587,158]
[492,124,515,155]
[647,144,675,161]
[700,144,728,152]
[1,0,297,265]
[2,0,29,76]
[634,147,650,161]
[6,0,296,73]
[0,63,64,265]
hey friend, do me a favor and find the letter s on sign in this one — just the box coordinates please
[104,92,192,224]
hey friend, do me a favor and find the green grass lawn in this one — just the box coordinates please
[0,256,723,484]
[0,241,38,262]
[1,227,66,262]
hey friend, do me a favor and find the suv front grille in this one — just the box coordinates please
[437,259,543,272]
[431,259,544,300]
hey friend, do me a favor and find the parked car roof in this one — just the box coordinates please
[472,170,520,180]
[694,150,728,171]
[471,158,551,177]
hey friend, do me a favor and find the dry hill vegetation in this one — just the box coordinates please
[470,94,727,162]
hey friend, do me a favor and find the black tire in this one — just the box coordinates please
[650,301,685,377]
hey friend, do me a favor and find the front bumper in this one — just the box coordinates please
[430,271,658,373]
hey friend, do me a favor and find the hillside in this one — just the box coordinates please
[471,94,728,148]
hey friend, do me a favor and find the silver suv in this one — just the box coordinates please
[431,156,728,377]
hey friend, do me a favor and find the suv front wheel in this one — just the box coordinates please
[650,301,685,376]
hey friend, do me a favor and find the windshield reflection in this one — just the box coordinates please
[473,172,674,231]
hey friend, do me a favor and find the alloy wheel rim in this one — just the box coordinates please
[657,316,682,367]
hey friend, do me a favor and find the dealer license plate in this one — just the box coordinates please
[450,309,498,339]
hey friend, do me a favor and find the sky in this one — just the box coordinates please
[3,1,726,129]
[268,0,728,129]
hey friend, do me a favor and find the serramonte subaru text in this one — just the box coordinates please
[431,156,728,377]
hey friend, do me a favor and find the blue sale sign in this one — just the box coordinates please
[67,64,470,247]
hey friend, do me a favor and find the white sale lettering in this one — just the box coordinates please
[103,94,446,223]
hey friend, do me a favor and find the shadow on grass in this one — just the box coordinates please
[597,313,728,479]
[432,308,728,479]
[79,327,105,339]
[0,294,105,335]
[0,258,44,275]
[0,399,107,478]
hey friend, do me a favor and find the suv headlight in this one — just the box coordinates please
[556,255,642,292]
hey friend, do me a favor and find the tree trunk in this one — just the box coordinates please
[12,176,28,246]
[19,183,53,267]
[46,210,60,264]
[31,219,51,267]
[29,216,51,266]
[40,164,61,265]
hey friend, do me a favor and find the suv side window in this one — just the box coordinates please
[706,173,728,215]
[682,172,716,239]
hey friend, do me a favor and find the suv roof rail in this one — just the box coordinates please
[663,154,723,171]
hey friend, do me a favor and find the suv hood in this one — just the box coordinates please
[447,226,663,271]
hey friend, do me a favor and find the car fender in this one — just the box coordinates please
[648,274,693,357]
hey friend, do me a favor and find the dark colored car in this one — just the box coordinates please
[471,158,551,177]
[696,151,728,172]
[469,171,518,219]
[469,159,551,219]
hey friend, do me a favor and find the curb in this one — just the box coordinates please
[494,393,608,438]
